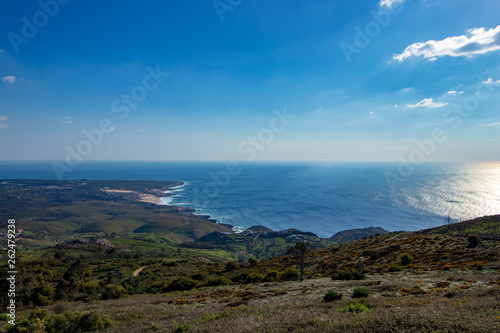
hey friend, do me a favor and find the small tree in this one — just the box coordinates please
[468,235,479,248]
[248,257,258,267]
[286,241,310,282]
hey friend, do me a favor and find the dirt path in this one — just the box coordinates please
[132,267,146,277]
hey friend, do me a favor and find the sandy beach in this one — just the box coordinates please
[101,188,161,205]
[137,193,160,204]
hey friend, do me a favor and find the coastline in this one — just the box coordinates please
[156,182,241,232]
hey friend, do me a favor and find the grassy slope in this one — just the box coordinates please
[23,272,497,333]
[2,216,499,332]
[418,214,500,239]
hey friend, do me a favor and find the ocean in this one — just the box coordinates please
[1,161,499,238]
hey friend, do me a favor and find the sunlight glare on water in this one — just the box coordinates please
[400,162,500,221]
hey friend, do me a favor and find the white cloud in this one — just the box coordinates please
[407,98,448,108]
[490,122,500,126]
[394,25,500,61]
[446,90,465,95]
[59,117,72,124]
[379,0,406,8]
[481,78,500,84]
[2,76,16,84]
[401,87,414,92]
[0,116,6,121]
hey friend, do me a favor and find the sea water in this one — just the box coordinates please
[1,161,499,238]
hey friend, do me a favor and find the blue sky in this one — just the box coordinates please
[0,0,499,162]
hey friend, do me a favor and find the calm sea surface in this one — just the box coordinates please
[1,161,499,237]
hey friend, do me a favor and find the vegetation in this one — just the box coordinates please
[323,289,343,302]
[331,270,365,281]
[337,298,371,313]
[468,234,480,248]
[286,241,310,281]
[400,252,414,266]
[419,214,500,240]
[352,287,370,298]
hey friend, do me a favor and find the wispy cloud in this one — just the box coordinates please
[394,25,500,61]
[446,90,465,95]
[407,98,448,108]
[2,76,16,84]
[481,78,500,84]
[59,117,72,124]
[400,87,415,93]
[490,122,500,126]
[379,0,406,8]
[0,115,8,129]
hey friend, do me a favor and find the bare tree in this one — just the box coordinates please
[444,215,453,231]
[287,241,310,282]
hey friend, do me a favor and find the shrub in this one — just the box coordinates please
[352,287,370,298]
[81,281,101,294]
[164,277,199,292]
[102,284,128,300]
[225,261,239,272]
[28,318,45,333]
[331,270,365,281]
[232,270,264,284]
[323,289,343,302]
[337,299,371,313]
[191,273,206,281]
[163,260,178,267]
[77,309,112,332]
[388,264,402,272]
[400,253,414,266]
[29,308,49,321]
[44,314,70,333]
[281,268,300,281]
[468,235,480,248]
[173,321,191,332]
[263,270,281,282]
[202,277,232,287]
[248,257,258,267]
